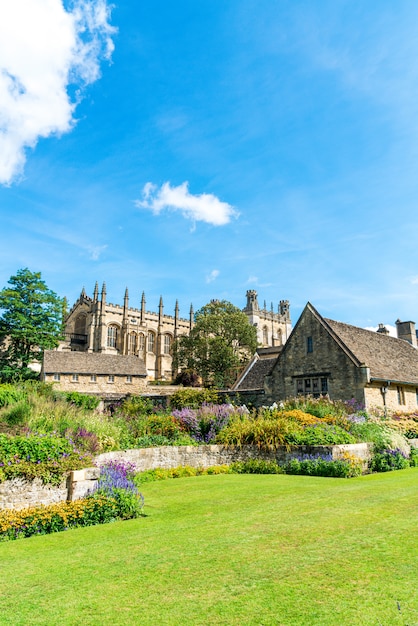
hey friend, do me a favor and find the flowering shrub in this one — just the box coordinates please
[369,449,410,472]
[93,461,144,519]
[172,404,248,443]
[0,495,121,541]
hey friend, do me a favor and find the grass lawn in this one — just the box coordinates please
[1,469,418,626]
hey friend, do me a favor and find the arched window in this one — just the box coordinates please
[262,326,269,346]
[128,332,136,354]
[107,325,118,348]
[147,332,155,353]
[138,333,145,354]
[164,334,172,355]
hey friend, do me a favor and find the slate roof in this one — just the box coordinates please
[322,315,418,385]
[43,351,147,377]
[233,355,278,390]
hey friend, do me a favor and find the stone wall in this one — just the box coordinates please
[95,442,373,472]
[0,443,373,510]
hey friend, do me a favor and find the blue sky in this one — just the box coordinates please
[1,1,418,331]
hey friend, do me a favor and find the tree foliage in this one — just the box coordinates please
[173,300,257,389]
[0,269,64,381]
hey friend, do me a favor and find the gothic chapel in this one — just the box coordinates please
[63,282,193,380]
[61,284,291,382]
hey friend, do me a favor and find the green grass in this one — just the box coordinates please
[1,470,418,625]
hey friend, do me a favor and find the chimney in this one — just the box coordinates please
[376,323,389,336]
[396,319,417,348]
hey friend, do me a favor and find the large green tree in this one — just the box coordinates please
[0,269,64,380]
[174,300,258,389]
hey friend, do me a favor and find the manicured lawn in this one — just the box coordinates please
[1,470,418,625]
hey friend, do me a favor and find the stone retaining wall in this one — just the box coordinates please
[0,443,373,510]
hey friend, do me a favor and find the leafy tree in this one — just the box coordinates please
[173,300,257,389]
[0,269,64,381]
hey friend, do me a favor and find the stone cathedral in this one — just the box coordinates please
[62,283,291,381]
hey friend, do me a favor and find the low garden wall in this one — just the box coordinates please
[0,443,373,510]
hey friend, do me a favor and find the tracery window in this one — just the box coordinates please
[107,325,118,348]
[147,332,155,353]
[138,333,145,354]
[128,332,136,354]
[164,334,172,355]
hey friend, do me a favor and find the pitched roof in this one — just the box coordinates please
[43,351,147,377]
[320,313,418,385]
[233,355,278,390]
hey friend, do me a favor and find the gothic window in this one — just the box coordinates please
[262,326,268,345]
[128,332,136,354]
[147,332,155,353]
[164,334,172,355]
[138,333,145,354]
[107,325,118,348]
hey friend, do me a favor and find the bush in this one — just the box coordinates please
[369,449,410,472]
[2,400,32,426]
[0,432,93,484]
[282,456,361,478]
[215,416,299,450]
[286,423,357,446]
[230,459,283,474]
[0,384,27,408]
[134,434,195,448]
[118,395,156,417]
[134,464,231,484]
[92,461,145,519]
[0,495,122,541]
[172,404,247,443]
[169,388,219,410]
[63,391,100,411]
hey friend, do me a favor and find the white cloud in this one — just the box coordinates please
[206,269,219,284]
[136,181,239,226]
[87,244,107,261]
[0,0,116,185]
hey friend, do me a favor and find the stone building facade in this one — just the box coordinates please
[60,285,291,382]
[62,283,194,381]
[243,290,291,348]
[262,303,418,412]
[41,351,147,395]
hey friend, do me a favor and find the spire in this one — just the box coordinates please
[81,286,86,299]
[100,282,106,308]
[140,291,146,325]
[158,296,164,326]
[123,287,129,323]
[189,303,194,330]
[93,282,99,302]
